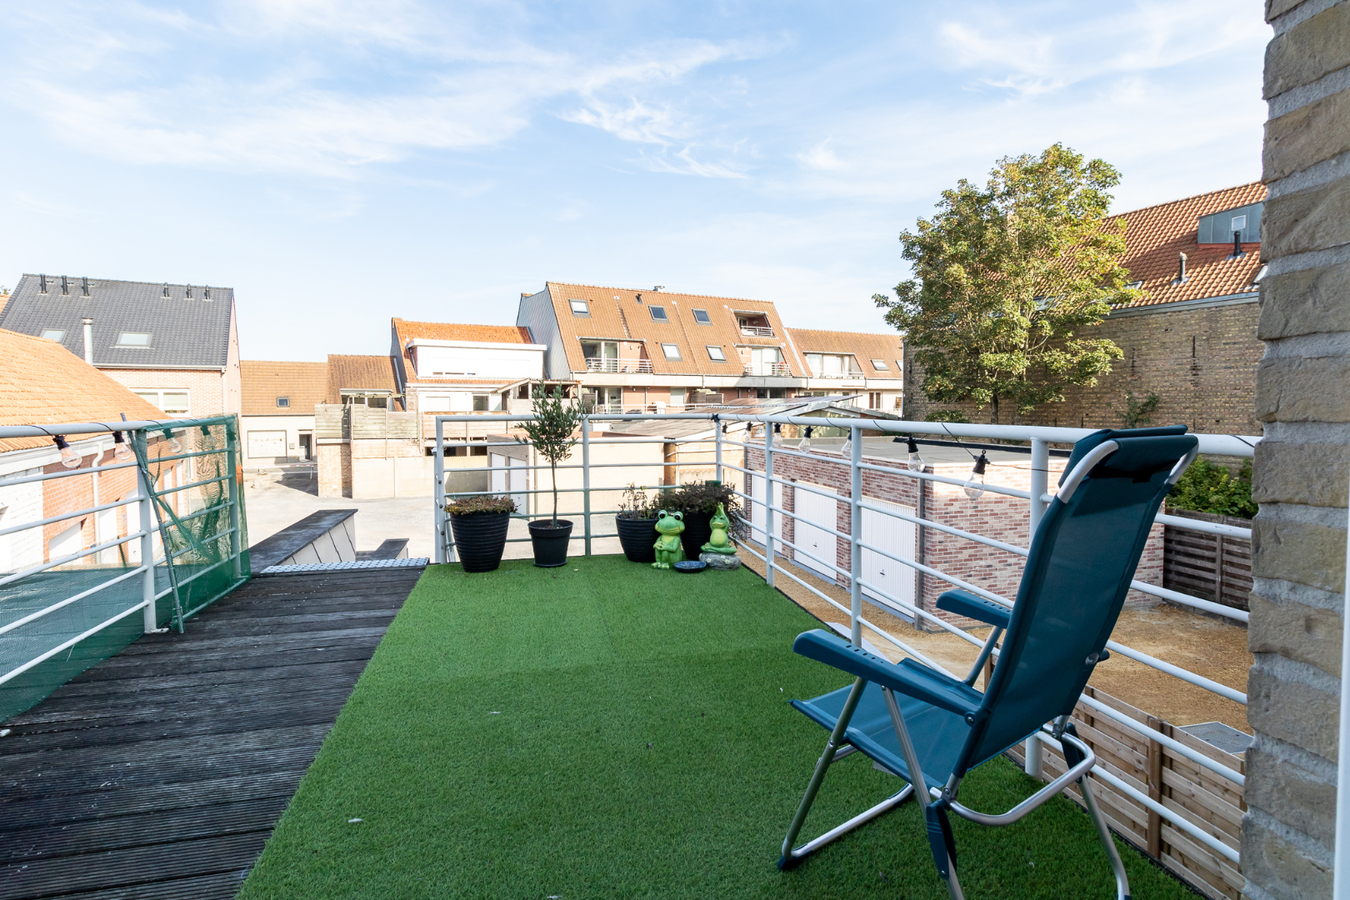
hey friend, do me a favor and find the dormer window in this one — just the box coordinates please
[692,308,711,325]
[569,298,590,317]
[649,305,668,323]
[1198,202,1262,244]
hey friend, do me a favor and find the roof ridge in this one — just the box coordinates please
[546,281,778,306]
[789,327,902,338]
[20,274,234,290]
[390,317,523,329]
[1109,181,1264,220]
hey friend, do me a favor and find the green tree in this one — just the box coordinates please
[875,143,1137,424]
[516,385,584,526]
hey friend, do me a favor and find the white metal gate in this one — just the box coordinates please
[861,499,918,617]
[791,483,838,581]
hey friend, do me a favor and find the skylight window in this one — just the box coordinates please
[40,329,65,341]
[276,397,291,408]
[1126,280,1143,290]
[569,299,590,317]
[661,343,681,361]
[692,308,711,325]
[707,345,726,361]
[116,332,151,347]
[649,305,668,322]
[871,359,888,370]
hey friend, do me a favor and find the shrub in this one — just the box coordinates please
[668,481,741,517]
[1168,459,1257,519]
[446,495,517,516]
[617,484,661,519]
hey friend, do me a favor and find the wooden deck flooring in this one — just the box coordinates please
[0,566,425,900]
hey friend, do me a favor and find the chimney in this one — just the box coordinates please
[61,275,69,296]
[81,276,90,297]
[39,273,47,294]
[1172,252,1188,286]
[1229,229,1244,260]
[82,318,94,365]
[163,283,169,298]
[185,284,192,299]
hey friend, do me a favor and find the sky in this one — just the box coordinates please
[0,1,1270,362]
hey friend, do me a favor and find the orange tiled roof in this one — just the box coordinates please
[1113,182,1266,308]
[241,360,329,416]
[542,282,808,377]
[391,318,534,384]
[326,354,402,407]
[788,328,905,379]
[0,328,166,453]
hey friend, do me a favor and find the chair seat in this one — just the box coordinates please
[792,680,1032,792]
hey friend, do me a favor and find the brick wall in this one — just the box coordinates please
[317,442,352,498]
[1242,2,1350,898]
[903,298,1263,435]
[104,369,227,418]
[0,469,43,571]
[744,445,1163,629]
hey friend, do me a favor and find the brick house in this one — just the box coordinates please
[0,274,242,420]
[903,183,1267,434]
[789,328,905,411]
[239,360,329,464]
[0,328,166,572]
[315,354,417,499]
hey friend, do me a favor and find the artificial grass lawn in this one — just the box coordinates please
[238,556,1194,900]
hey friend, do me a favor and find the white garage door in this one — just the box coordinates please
[490,454,528,514]
[862,499,918,618]
[790,482,838,580]
[248,430,287,459]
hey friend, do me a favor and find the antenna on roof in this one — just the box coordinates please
[653,285,664,291]
[61,275,69,296]
[1172,252,1188,286]
[635,293,642,303]
[81,276,89,297]
[38,274,47,294]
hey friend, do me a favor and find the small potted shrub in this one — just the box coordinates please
[615,484,661,563]
[446,495,517,573]
[669,481,743,560]
[517,385,584,567]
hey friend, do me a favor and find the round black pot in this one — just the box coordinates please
[680,510,713,560]
[528,519,573,568]
[449,511,511,573]
[615,516,659,563]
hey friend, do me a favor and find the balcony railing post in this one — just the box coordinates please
[850,423,863,647]
[225,417,242,581]
[134,430,158,633]
[764,425,775,589]
[1023,436,1051,778]
[714,419,723,484]
[582,417,592,557]
[434,417,447,564]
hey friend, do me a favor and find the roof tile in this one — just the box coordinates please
[241,361,329,416]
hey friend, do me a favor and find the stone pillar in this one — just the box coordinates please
[1244,1,1350,898]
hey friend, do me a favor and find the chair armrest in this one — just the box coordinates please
[792,630,981,718]
[937,590,1011,630]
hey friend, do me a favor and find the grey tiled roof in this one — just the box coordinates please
[0,274,234,369]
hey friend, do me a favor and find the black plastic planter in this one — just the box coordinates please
[449,511,511,573]
[528,519,573,567]
[680,510,713,560]
[615,517,659,563]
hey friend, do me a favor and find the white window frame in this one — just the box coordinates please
[660,343,682,361]
[707,345,726,361]
[870,359,888,370]
[133,388,191,418]
[569,299,590,317]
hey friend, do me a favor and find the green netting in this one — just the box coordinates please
[0,416,248,722]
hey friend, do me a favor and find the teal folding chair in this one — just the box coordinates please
[777,426,1199,900]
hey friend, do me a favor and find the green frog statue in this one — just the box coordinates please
[652,510,686,569]
[701,502,736,554]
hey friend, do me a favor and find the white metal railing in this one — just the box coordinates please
[740,325,775,337]
[744,362,791,376]
[431,410,1258,869]
[585,357,653,374]
[0,416,247,706]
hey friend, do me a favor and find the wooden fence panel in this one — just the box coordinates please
[1162,508,1253,612]
[1006,685,1244,900]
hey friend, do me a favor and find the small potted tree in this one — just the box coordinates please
[446,495,517,573]
[517,385,584,567]
[615,483,661,563]
[670,481,743,560]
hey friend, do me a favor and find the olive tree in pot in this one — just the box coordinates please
[669,481,744,560]
[517,385,584,567]
[615,484,661,563]
[446,495,517,573]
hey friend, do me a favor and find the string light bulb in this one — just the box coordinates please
[112,431,133,462]
[963,451,989,501]
[906,436,925,471]
[52,435,82,469]
[800,426,813,452]
[162,428,182,454]
[840,429,853,457]
[771,423,782,446]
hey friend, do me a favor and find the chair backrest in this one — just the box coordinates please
[955,426,1198,775]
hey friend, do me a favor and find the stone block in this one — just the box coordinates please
[1262,176,1350,258]
[1253,441,1350,506]
[1241,817,1333,899]
[1252,512,1347,593]
[1248,591,1343,676]
[1258,260,1350,339]
[1247,662,1340,760]
[1265,3,1350,98]
[1255,356,1350,422]
[1264,88,1350,181]
[1244,746,1338,842]
[1266,0,1304,19]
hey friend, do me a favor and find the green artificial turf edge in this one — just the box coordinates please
[237,556,1199,900]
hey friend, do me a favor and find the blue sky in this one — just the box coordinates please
[0,1,1269,361]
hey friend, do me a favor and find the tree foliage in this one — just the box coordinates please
[1169,459,1257,519]
[875,144,1138,423]
[516,385,584,525]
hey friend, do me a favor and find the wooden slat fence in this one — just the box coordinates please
[1163,508,1253,612]
[1006,685,1245,900]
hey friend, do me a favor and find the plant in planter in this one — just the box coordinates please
[516,385,584,567]
[668,481,744,560]
[615,483,662,563]
[445,495,517,573]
